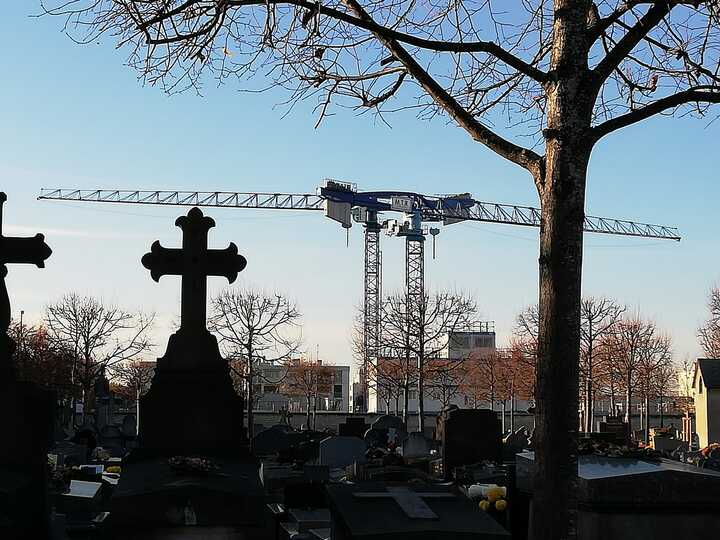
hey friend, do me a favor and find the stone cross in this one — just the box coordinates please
[0,192,52,378]
[141,207,246,332]
[353,486,455,519]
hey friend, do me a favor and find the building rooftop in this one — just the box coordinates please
[696,358,720,389]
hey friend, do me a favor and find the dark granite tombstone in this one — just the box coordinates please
[371,415,408,443]
[0,193,54,540]
[326,482,509,540]
[437,408,502,480]
[138,207,247,454]
[598,414,630,446]
[111,207,264,531]
[120,414,137,438]
[338,416,369,439]
[253,425,295,456]
[402,432,433,460]
[98,425,125,457]
[515,452,720,540]
[318,436,367,469]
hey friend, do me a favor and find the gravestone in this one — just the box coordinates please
[98,424,125,457]
[138,207,247,454]
[0,193,54,540]
[253,425,294,456]
[515,452,720,540]
[437,408,502,480]
[598,414,630,446]
[372,415,408,443]
[319,436,367,469]
[326,482,509,540]
[338,416,369,439]
[53,440,88,467]
[121,414,137,438]
[111,207,264,531]
[402,432,433,459]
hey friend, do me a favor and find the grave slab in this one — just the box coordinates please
[326,482,509,540]
[516,452,720,540]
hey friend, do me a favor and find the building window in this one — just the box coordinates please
[409,390,418,400]
[334,384,343,399]
[264,385,277,394]
[253,384,262,394]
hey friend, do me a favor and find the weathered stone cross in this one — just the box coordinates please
[353,486,455,519]
[141,207,246,332]
[0,192,52,378]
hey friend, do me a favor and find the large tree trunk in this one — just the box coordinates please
[531,2,592,534]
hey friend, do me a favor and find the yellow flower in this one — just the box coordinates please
[495,500,508,512]
[486,487,504,502]
[479,500,490,511]
[106,466,122,474]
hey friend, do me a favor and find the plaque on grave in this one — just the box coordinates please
[326,482,509,540]
[0,193,54,539]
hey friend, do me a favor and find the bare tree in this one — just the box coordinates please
[636,331,672,442]
[110,359,156,432]
[381,290,479,431]
[208,288,302,437]
[426,358,468,411]
[280,357,333,429]
[43,1,720,535]
[45,293,153,425]
[649,357,677,428]
[580,297,624,432]
[699,286,720,357]
[605,314,670,438]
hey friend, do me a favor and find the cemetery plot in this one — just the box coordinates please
[516,451,720,540]
[326,482,509,540]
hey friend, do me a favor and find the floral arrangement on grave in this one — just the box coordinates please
[687,443,720,470]
[469,484,507,513]
[577,439,662,461]
[48,464,73,492]
[92,447,111,462]
[168,456,221,475]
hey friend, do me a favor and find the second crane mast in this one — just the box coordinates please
[39,182,681,413]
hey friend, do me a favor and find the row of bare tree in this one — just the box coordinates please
[362,291,713,439]
[11,293,153,424]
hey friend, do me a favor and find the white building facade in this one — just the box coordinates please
[367,323,497,414]
[252,360,351,413]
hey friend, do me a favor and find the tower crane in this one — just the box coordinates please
[38,182,681,412]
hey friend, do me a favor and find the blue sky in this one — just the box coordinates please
[1,4,718,373]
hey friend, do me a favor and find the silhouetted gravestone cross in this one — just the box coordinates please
[141,207,246,332]
[353,486,455,519]
[0,192,52,375]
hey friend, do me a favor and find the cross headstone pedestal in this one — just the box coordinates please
[0,192,54,539]
[135,206,248,454]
